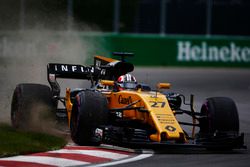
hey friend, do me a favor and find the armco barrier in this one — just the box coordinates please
[1,32,250,67]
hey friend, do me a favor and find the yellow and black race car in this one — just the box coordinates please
[11,52,246,150]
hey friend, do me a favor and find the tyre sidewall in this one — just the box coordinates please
[199,97,239,135]
[70,90,108,145]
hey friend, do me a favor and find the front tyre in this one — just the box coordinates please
[70,90,108,146]
[199,97,239,135]
[198,97,241,149]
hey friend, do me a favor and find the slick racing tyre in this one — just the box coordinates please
[11,83,55,130]
[70,90,108,146]
[199,97,239,135]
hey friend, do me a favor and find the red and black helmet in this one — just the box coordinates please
[117,74,137,90]
[117,74,137,83]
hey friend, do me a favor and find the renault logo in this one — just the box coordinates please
[165,125,176,132]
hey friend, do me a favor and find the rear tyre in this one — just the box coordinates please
[70,90,108,146]
[11,83,55,130]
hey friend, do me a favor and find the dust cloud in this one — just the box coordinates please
[0,30,95,125]
[0,1,104,137]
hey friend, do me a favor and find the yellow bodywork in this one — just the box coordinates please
[64,55,186,143]
[65,88,73,126]
[95,55,117,63]
[65,83,186,143]
[106,89,186,142]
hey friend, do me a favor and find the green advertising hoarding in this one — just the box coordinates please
[81,33,250,67]
[0,32,249,67]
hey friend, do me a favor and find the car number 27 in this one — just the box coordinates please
[149,101,166,108]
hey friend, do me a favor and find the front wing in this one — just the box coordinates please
[100,126,246,151]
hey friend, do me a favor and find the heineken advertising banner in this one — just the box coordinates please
[1,32,249,67]
[86,34,250,68]
[177,41,250,63]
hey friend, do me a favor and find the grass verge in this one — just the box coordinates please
[0,123,67,157]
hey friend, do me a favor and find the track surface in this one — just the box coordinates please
[115,67,250,167]
[1,67,249,166]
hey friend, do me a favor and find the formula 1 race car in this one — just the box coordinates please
[11,52,246,150]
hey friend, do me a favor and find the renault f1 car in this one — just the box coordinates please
[11,52,246,150]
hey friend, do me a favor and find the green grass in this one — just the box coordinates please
[0,124,67,157]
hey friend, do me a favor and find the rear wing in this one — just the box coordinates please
[47,63,97,97]
[47,63,95,80]
[47,54,134,97]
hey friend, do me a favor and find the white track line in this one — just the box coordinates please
[88,153,153,167]
[0,155,89,166]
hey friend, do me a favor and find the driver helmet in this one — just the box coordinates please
[117,74,137,90]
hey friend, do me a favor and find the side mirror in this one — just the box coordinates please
[100,80,115,86]
[157,83,171,89]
